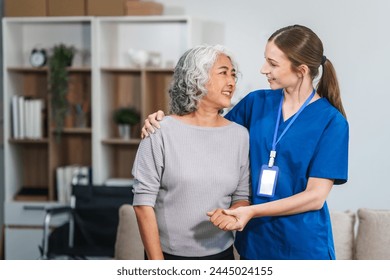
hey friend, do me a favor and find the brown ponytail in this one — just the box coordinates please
[317,59,346,118]
[269,24,347,118]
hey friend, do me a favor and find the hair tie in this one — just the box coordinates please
[321,55,327,66]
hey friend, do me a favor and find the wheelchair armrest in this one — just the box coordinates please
[43,206,73,230]
[45,206,73,216]
[41,205,74,259]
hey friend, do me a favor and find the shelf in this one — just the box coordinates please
[102,138,141,145]
[146,68,174,73]
[14,187,49,202]
[9,138,49,144]
[53,127,92,134]
[4,16,94,23]
[101,67,173,73]
[7,67,47,73]
[7,66,91,73]
[101,67,142,73]
[4,17,94,205]
[67,67,92,73]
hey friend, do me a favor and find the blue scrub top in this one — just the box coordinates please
[225,89,349,260]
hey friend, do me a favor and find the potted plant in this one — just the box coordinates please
[48,43,76,138]
[113,107,141,139]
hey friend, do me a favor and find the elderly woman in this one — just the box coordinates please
[132,45,251,260]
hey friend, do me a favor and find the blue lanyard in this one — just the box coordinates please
[268,88,316,167]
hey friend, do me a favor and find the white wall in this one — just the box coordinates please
[157,0,390,211]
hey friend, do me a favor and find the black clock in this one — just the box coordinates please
[30,48,47,67]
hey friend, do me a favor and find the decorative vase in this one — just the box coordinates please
[118,124,131,140]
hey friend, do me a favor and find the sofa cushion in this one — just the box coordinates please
[330,210,356,260]
[355,208,390,260]
[114,204,144,260]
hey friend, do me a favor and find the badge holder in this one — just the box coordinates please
[257,151,279,197]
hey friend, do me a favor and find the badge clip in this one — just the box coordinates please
[268,150,276,167]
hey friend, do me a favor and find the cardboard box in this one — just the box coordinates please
[48,0,86,16]
[4,0,47,17]
[87,0,126,16]
[126,1,163,16]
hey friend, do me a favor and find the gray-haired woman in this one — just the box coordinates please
[132,45,251,260]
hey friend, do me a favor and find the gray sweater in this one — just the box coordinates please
[132,116,250,257]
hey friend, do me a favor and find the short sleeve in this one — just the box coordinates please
[309,115,349,185]
[132,130,164,206]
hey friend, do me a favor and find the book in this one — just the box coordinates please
[24,98,44,139]
[56,166,66,203]
[18,96,25,138]
[24,99,31,138]
[36,99,44,138]
[56,165,92,203]
[11,96,19,138]
[30,99,41,138]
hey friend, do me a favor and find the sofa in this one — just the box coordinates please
[330,208,390,260]
[114,205,390,260]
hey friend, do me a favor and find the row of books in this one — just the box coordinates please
[56,165,91,204]
[11,96,45,139]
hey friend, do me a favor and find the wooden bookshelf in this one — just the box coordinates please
[2,16,222,259]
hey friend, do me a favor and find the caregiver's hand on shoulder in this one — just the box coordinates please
[141,110,166,138]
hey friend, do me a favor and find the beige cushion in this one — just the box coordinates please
[355,208,390,260]
[233,246,240,260]
[114,204,144,260]
[330,210,356,260]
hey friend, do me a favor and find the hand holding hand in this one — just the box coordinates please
[207,208,238,231]
[222,207,253,231]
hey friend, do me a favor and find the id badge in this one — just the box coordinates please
[257,165,279,197]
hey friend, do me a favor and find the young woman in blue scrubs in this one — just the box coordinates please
[220,24,348,260]
[141,24,349,260]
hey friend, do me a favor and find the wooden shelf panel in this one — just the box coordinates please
[52,128,92,134]
[9,138,49,144]
[14,187,49,202]
[101,67,173,73]
[52,133,92,167]
[7,67,47,73]
[67,67,92,73]
[7,66,91,73]
[102,138,141,145]
[106,145,139,178]
[145,67,174,73]
[101,67,141,73]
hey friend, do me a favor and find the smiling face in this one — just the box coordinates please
[200,54,237,110]
[260,40,301,91]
